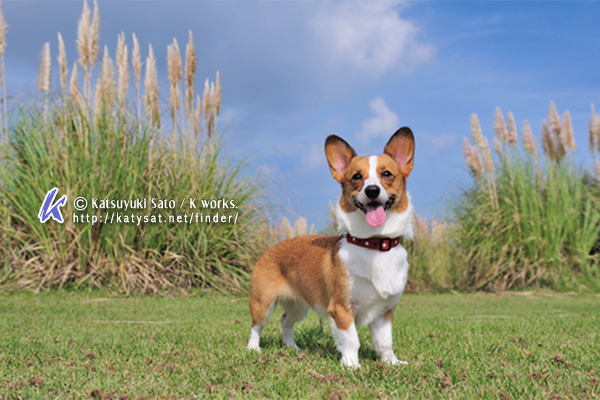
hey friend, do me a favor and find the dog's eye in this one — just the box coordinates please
[352,172,362,181]
[382,170,392,178]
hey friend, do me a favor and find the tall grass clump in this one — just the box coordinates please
[0,1,265,293]
[456,104,600,291]
[401,215,460,292]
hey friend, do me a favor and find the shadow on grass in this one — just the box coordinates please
[258,320,379,363]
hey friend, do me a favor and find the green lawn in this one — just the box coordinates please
[0,291,598,399]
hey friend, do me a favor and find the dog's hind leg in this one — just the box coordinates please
[247,293,277,352]
[280,299,309,350]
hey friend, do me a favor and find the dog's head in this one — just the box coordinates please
[325,127,415,237]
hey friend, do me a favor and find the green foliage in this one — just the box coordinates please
[455,110,600,291]
[0,100,265,293]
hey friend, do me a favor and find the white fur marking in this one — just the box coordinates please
[365,155,380,187]
[330,320,360,368]
[247,325,263,351]
[334,195,413,326]
[370,315,407,365]
[357,155,389,206]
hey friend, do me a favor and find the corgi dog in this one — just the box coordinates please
[247,127,415,368]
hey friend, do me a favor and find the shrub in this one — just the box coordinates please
[456,105,600,291]
[0,1,265,293]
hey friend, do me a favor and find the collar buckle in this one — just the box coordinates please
[379,238,392,251]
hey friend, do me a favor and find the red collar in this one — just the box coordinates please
[345,233,401,252]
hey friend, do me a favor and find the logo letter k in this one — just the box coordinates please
[38,187,67,224]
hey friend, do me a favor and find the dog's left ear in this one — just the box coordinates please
[384,127,415,178]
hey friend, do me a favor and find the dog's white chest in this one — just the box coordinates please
[338,239,409,326]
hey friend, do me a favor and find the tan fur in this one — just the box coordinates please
[383,308,395,323]
[249,235,352,329]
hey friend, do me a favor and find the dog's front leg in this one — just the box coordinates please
[369,311,407,365]
[328,302,360,368]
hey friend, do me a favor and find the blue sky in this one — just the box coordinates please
[3,1,600,229]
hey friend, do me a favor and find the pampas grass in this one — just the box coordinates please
[57,33,68,95]
[184,31,197,120]
[93,45,115,119]
[116,33,129,115]
[506,111,517,147]
[465,114,497,208]
[37,42,51,118]
[143,44,159,127]
[493,106,508,143]
[0,0,7,143]
[37,43,51,93]
[69,62,81,109]
[89,0,100,68]
[0,0,261,294]
[457,104,600,291]
[131,33,142,134]
[167,38,181,134]
[521,120,536,156]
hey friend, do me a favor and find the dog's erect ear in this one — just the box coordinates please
[384,127,415,178]
[325,135,357,183]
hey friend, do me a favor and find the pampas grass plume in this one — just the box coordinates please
[99,45,115,100]
[215,70,221,115]
[560,111,575,152]
[116,33,129,113]
[76,0,91,70]
[37,42,51,93]
[69,62,81,108]
[470,113,483,148]
[590,104,600,154]
[89,0,100,67]
[493,107,508,143]
[548,101,561,133]
[132,33,141,91]
[144,44,160,126]
[521,120,536,156]
[57,33,68,93]
[167,39,181,119]
[184,31,197,118]
[507,111,517,147]
[0,0,8,55]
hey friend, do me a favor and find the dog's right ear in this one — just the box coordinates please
[325,135,357,184]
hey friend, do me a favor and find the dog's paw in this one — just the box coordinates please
[382,353,408,366]
[340,355,361,369]
[247,342,261,352]
[286,342,301,351]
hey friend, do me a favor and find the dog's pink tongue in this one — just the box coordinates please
[366,204,386,227]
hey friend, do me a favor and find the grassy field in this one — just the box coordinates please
[1,291,598,399]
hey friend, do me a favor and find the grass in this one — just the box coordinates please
[451,107,600,292]
[1,291,598,399]
[0,1,267,293]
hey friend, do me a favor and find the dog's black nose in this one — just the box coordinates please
[365,185,380,199]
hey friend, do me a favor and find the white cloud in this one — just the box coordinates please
[356,97,400,142]
[311,1,434,78]
[427,133,457,155]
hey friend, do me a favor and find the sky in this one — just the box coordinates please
[2,1,600,229]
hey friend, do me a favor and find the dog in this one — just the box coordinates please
[247,127,415,368]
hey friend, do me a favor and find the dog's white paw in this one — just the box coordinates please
[382,353,408,366]
[286,342,301,351]
[247,341,261,352]
[340,355,361,369]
